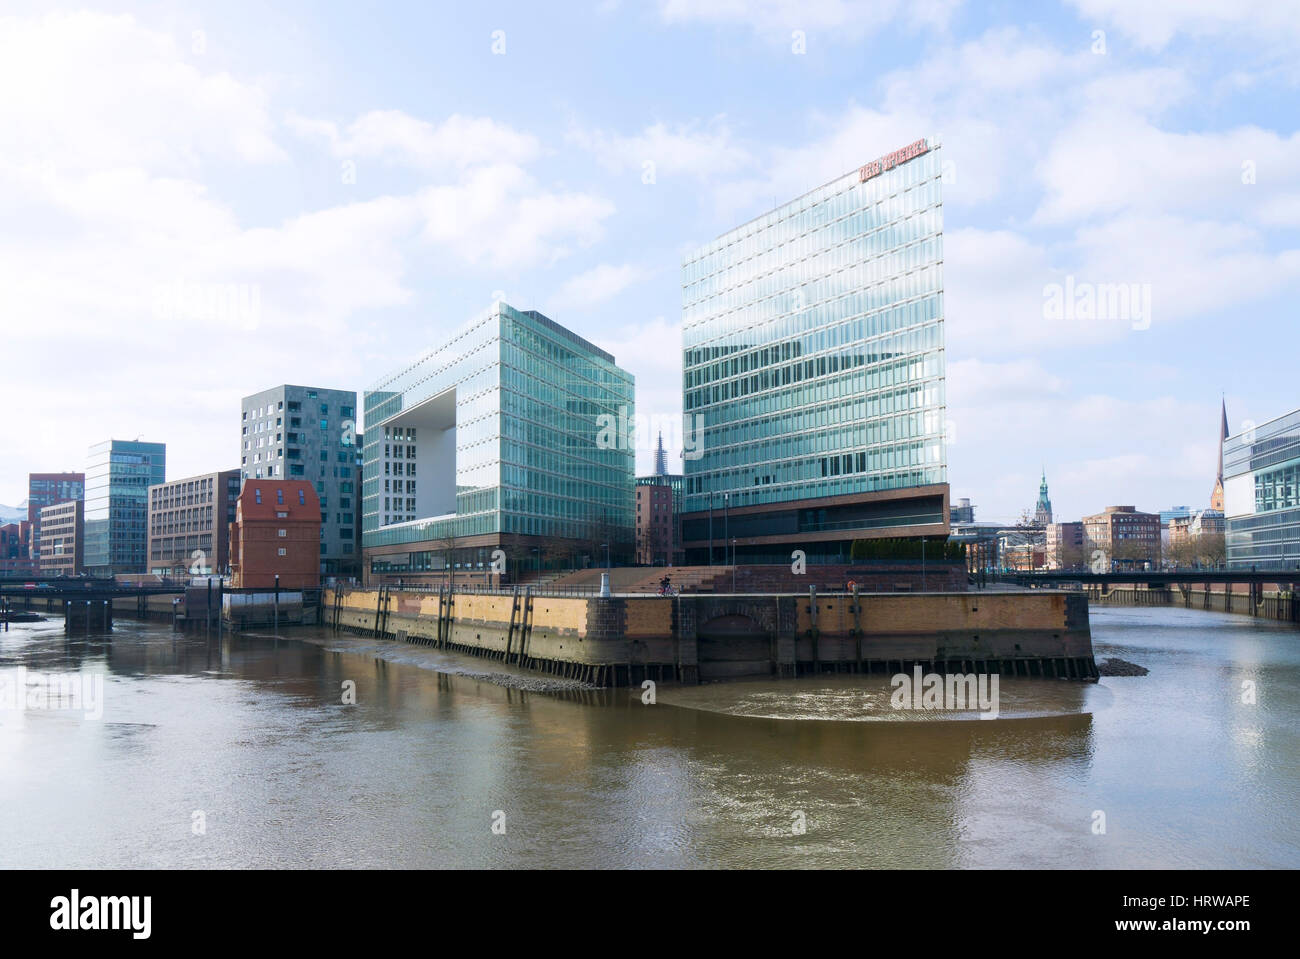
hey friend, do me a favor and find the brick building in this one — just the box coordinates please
[1045,521,1086,570]
[229,480,321,589]
[635,481,675,565]
[148,469,241,576]
[0,522,36,575]
[38,500,84,576]
[27,472,84,563]
[1082,505,1161,569]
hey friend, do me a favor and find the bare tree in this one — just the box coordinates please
[433,529,459,589]
[1193,532,1227,568]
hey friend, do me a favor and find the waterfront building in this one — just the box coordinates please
[0,522,36,575]
[27,472,84,563]
[635,479,676,566]
[361,302,635,583]
[1045,521,1085,570]
[680,136,948,564]
[240,385,359,578]
[1223,406,1300,568]
[950,497,975,524]
[84,440,166,576]
[228,479,321,589]
[38,500,83,576]
[1082,505,1161,569]
[147,469,241,577]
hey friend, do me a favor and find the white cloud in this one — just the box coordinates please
[288,110,541,170]
[658,0,962,35]
[553,263,652,308]
[1065,0,1300,53]
[416,164,614,269]
[0,11,284,173]
[567,118,751,180]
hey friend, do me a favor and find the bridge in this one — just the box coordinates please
[0,577,189,630]
[1001,568,1300,624]
[1002,569,1300,588]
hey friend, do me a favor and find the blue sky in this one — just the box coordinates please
[2,0,1298,524]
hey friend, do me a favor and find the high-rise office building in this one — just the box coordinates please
[361,302,634,583]
[681,136,948,563]
[240,385,359,578]
[84,440,166,575]
[27,472,84,562]
[1224,407,1300,568]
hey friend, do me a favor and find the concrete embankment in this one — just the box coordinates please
[325,586,1098,686]
[1085,585,1299,622]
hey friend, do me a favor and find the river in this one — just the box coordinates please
[1,605,1296,868]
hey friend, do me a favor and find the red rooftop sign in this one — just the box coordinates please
[859,138,929,182]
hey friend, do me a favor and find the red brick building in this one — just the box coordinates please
[229,480,321,589]
[635,482,675,565]
[0,522,36,575]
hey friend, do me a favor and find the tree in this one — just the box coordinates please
[433,529,460,589]
[1193,531,1226,568]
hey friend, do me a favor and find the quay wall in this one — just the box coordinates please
[1085,585,1299,623]
[326,587,1097,686]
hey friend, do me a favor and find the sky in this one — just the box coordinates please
[1,0,1298,525]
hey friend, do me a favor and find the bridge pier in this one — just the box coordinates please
[64,599,112,631]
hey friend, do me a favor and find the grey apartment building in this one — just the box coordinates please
[240,385,360,578]
[147,469,241,576]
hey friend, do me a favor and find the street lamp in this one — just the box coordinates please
[723,493,729,567]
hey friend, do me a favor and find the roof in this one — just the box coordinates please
[236,480,320,522]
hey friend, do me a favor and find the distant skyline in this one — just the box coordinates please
[4,1,1299,524]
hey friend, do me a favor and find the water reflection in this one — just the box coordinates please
[0,606,1296,869]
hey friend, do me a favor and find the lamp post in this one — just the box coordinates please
[707,493,714,566]
[723,493,729,567]
[731,538,737,592]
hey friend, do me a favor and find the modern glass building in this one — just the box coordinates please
[84,439,167,575]
[361,302,635,583]
[240,385,359,578]
[681,136,948,563]
[1224,407,1300,569]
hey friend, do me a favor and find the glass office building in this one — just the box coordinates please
[361,302,634,582]
[84,439,167,575]
[681,136,948,563]
[1224,407,1300,569]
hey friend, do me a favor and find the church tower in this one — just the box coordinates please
[1033,469,1053,525]
[1210,398,1228,511]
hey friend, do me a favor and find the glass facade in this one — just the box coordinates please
[1224,408,1300,568]
[362,303,634,566]
[682,137,946,515]
[84,439,167,575]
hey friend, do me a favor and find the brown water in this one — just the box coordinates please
[1,606,1296,868]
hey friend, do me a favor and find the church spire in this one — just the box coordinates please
[1211,397,1228,511]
